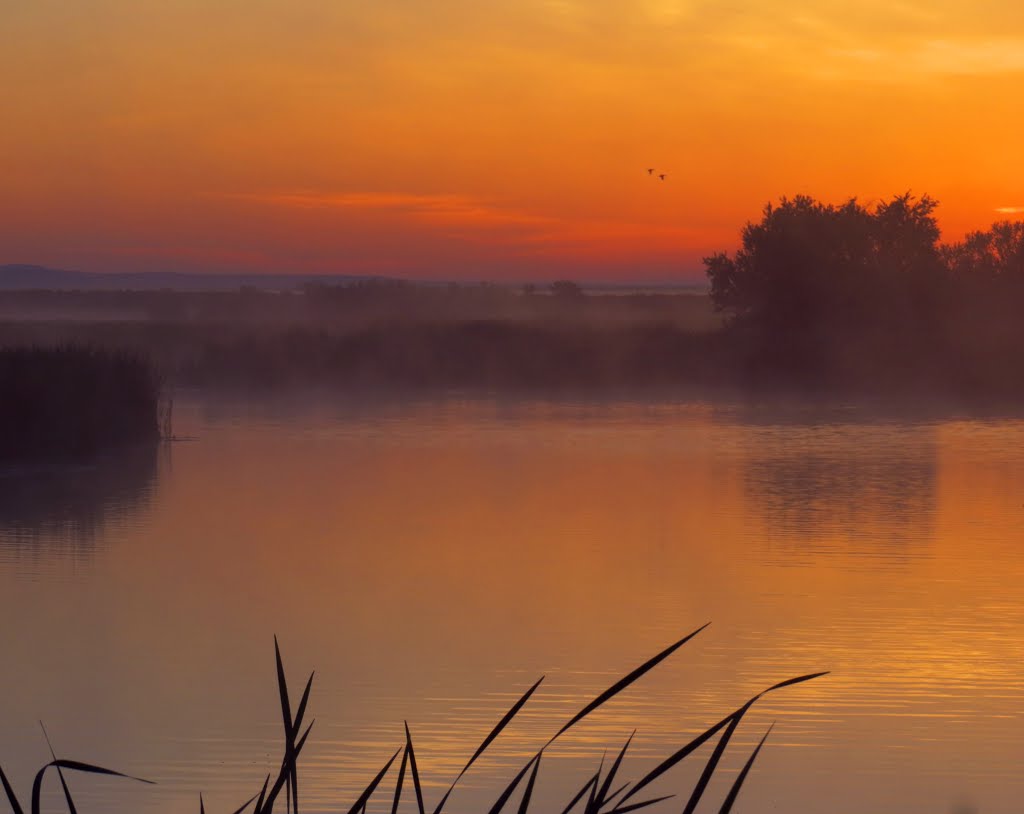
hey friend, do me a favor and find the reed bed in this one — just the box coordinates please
[0,626,826,814]
[0,345,162,461]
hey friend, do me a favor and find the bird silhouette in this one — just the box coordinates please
[658,173,667,181]
[646,168,655,175]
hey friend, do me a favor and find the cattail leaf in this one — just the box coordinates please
[515,752,542,814]
[344,749,401,814]
[594,732,633,810]
[31,760,153,814]
[718,723,774,814]
[433,676,544,814]
[559,772,598,814]
[0,764,25,814]
[683,673,827,814]
[390,744,409,814]
[603,795,675,814]
[228,789,262,814]
[405,723,426,814]
[486,753,540,814]
[548,625,708,747]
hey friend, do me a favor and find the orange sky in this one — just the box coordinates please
[3,1,1023,280]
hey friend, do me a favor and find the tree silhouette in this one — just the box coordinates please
[943,220,1024,284]
[704,193,947,382]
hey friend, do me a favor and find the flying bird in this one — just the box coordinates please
[646,168,655,175]
[658,173,667,181]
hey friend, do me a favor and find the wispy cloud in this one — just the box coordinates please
[230,190,555,229]
[913,38,1024,75]
[225,189,700,258]
[995,206,1024,214]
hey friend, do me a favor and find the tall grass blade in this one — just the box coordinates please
[262,719,314,814]
[603,795,674,814]
[433,676,544,814]
[52,766,76,814]
[262,645,316,814]
[618,714,732,805]
[485,753,540,814]
[601,782,629,810]
[559,772,598,814]
[717,723,773,814]
[40,722,76,814]
[581,751,607,814]
[622,670,826,808]
[515,752,542,814]
[292,673,315,739]
[680,709,743,814]
[295,721,315,755]
[404,723,426,814]
[0,764,25,814]
[30,761,152,814]
[390,745,409,814]
[274,637,293,732]
[761,672,830,694]
[201,793,206,814]
[253,774,271,814]
[547,624,708,747]
[343,748,401,814]
[290,671,314,814]
[682,672,827,814]
[273,638,300,814]
[594,732,633,811]
[583,762,601,814]
[261,758,291,810]
[229,789,262,814]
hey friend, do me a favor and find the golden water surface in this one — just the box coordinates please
[1,397,1022,814]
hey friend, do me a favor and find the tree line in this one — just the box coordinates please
[704,194,1024,392]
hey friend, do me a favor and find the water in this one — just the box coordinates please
[1,395,1022,814]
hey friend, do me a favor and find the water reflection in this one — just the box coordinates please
[1,399,1023,814]
[0,443,160,559]
[741,422,938,565]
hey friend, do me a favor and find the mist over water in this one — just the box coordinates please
[1,394,1022,814]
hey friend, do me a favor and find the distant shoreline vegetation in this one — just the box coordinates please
[0,346,163,462]
[704,194,1024,394]
[0,194,1022,399]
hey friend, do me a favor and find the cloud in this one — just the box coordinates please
[224,189,702,259]
[912,38,1024,75]
[230,190,554,230]
[994,206,1024,214]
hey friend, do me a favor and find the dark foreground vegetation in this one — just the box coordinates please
[2,194,1022,399]
[0,346,162,461]
[0,628,826,814]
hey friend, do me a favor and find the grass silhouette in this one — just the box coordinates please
[0,627,826,814]
[0,345,162,461]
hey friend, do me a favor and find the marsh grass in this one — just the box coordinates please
[0,627,826,814]
[0,345,163,461]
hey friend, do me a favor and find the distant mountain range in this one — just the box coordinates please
[0,265,380,292]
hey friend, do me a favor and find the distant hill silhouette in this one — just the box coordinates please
[0,264,383,292]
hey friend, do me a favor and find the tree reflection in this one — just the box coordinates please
[738,419,937,565]
[0,443,160,558]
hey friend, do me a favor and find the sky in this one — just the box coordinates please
[2,0,1023,281]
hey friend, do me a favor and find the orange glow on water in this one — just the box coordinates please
[2,400,1024,812]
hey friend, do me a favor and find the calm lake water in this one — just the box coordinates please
[1,395,1023,814]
